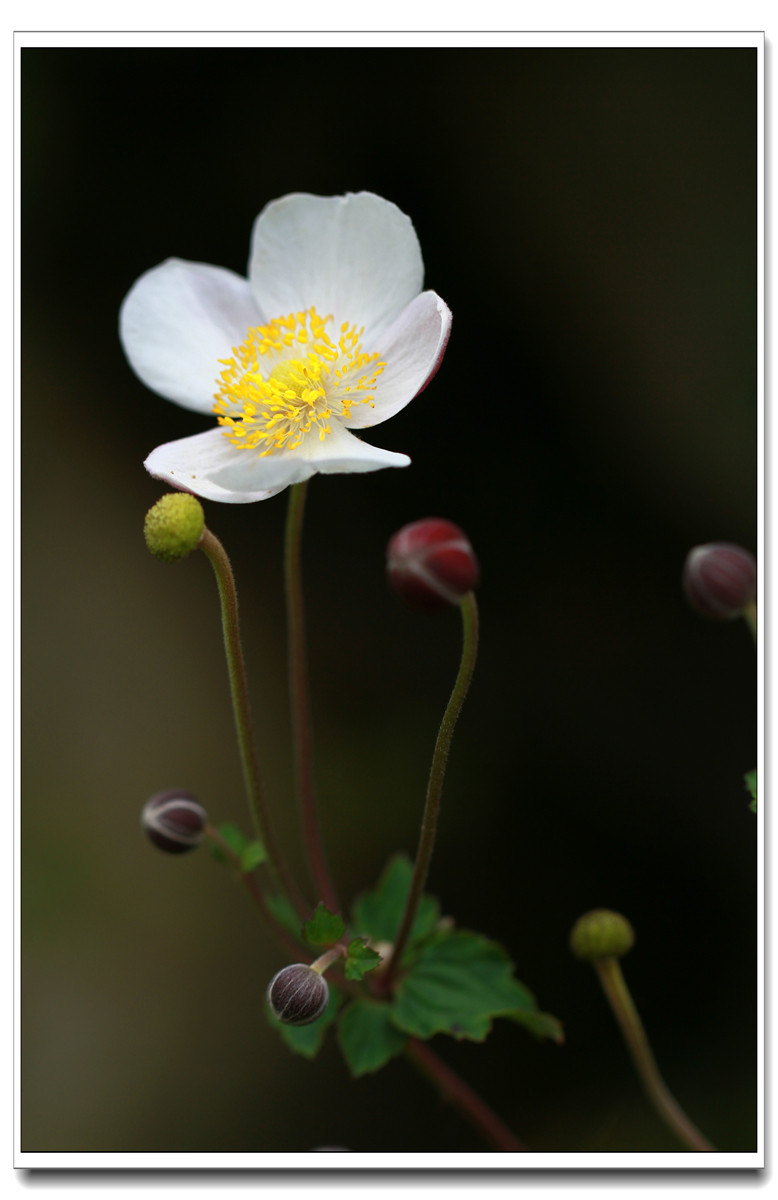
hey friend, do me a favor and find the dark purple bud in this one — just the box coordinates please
[387,518,480,613]
[682,542,757,620]
[141,789,207,853]
[267,964,329,1026]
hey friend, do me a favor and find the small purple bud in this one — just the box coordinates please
[682,542,757,620]
[267,964,329,1026]
[141,789,207,853]
[387,518,480,614]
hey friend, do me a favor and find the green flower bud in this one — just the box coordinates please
[570,909,635,961]
[144,493,205,563]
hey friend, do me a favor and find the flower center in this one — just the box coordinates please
[213,307,383,455]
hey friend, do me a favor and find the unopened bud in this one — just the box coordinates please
[267,964,330,1026]
[387,518,479,613]
[141,789,207,853]
[682,542,756,620]
[144,493,205,563]
[570,909,635,961]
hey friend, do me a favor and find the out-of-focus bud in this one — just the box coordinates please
[386,518,479,613]
[682,542,756,620]
[267,964,330,1026]
[144,493,205,563]
[570,909,635,961]
[141,789,207,853]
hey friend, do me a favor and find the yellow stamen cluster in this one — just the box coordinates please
[213,308,384,455]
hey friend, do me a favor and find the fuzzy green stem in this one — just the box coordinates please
[594,957,715,1151]
[198,526,307,919]
[284,482,340,914]
[405,1038,527,1151]
[382,592,479,987]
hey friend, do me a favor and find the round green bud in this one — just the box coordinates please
[144,493,205,563]
[570,909,635,961]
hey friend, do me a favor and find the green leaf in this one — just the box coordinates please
[239,839,268,872]
[337,998,407,1076]
[390,929,552,1042]
[344,937,383,982]
[269,983,342,1059]
[745,769,757,813]
[351,854,441,954]
[303,902,346,947]
[208,821,249,863]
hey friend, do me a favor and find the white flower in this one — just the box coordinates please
[120,192,452,503]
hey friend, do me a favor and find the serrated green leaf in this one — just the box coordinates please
[351,854,441,955]
[745,769,757,812]
[239,839,268,872]
[337,998,407,1076]
[268,983,342,1059]
[344,937,383,982]
[391,929,544,1042]
[303,902,346,947]
[208,821,249,864]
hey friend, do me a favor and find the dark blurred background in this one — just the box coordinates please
[21,46,757,1154]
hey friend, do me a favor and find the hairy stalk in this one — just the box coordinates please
[382,592,479,988]
[594,956,715,1151]
[284,482,340,914]
[199,526,307,919]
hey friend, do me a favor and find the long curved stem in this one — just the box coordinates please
[405,1038,527,1151]
[382,592,479,987]
[594,957,715,1151]
[284,482,340,914]
[199,526,307,919]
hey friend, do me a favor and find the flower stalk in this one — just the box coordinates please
[382,591,479,987]
[593,955,715,1151]
[284,481,341,914]
[198,525,307,919]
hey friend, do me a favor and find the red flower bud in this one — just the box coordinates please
[682,542,756,620]
[141,789,207,853]
[387,518,479,613]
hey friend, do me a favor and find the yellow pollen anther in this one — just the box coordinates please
[213,307,384,455]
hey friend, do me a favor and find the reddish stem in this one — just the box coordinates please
[405,1038,527,1152]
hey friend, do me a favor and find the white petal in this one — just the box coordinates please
[120,259,261,414]
[345,291,452,428]
[296,420,410,475]
[144,422,408,504]
[144,428,293,503]
[248,193,424,343]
